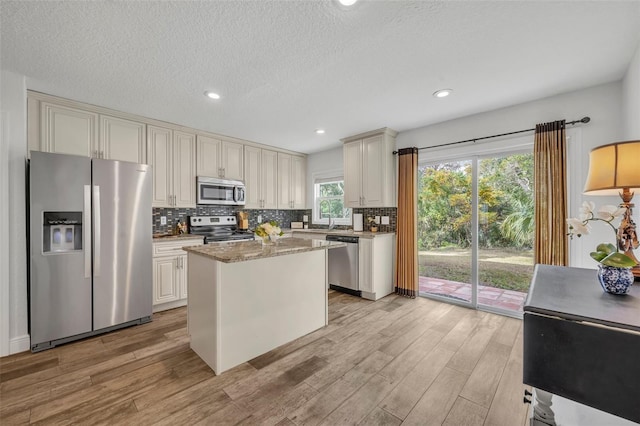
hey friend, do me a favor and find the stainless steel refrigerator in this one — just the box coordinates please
[29,151,152,352]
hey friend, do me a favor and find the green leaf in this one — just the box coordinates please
[601,252,637,267]
[590,251,608,262]
[595,243,616,255]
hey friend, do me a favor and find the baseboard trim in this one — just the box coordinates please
[10,334,30,355]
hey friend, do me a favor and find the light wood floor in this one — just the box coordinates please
[0,292,530,425]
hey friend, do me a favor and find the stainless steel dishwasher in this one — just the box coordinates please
[326,235,360,297]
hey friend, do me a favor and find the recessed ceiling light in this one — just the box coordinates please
[315,129,326,134]
[338,0,358,6]
[204,91,221,100]
[433,89,452,98]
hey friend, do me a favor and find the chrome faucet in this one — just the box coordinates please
[328,214,335,230]
[320,200,336,230]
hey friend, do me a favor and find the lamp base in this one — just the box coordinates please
[617,190,639,279]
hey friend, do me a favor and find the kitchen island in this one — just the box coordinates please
[183,237,345,374]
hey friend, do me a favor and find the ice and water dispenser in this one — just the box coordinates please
[42,212,83,253]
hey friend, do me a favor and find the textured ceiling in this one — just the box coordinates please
[2,1,639,154]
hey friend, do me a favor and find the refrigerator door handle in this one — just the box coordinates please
[84,185,92,278]
[94,185,101,277]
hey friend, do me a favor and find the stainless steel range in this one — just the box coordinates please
[188,215,255,244]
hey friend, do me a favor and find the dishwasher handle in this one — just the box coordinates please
[326,235,359,244]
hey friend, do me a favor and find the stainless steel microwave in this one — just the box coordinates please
[196,177,246,206]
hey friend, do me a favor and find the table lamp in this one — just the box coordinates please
[583,140,640,278]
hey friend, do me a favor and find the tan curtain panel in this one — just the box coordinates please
[534,120,568,266]
[395,147,419,297]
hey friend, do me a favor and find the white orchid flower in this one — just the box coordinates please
[567,218,591,236]
[596,205,627,221]
[578,201,595,221]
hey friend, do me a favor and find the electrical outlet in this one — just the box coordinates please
[381,216,390,225]
[375,216,380,224]
[257,215,262,223]
[160,216,167,225]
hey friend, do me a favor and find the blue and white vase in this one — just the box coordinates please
[597,265,634,295]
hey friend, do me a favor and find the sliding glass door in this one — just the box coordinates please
[417,160,473,305]
[418,151,534,316]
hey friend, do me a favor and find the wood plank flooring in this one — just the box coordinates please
[0,291,530,425]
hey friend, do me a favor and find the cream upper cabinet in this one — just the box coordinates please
[277,153,292,209]
[221,140,244,180]
[100,115,146,163]
[149,125,172,207]
[244,146,277,209]
[39,102,99,157]
[173,130,197,208]
[34,100,147,163]
[149,125,196,208]
[343,128,397,208]
[277,153,306,209]
[197,136,244,181]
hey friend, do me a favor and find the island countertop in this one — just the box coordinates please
[182,237,345,263]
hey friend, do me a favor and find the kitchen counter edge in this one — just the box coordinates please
[183,237,345,263]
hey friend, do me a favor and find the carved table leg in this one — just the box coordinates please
[531,388,556,426]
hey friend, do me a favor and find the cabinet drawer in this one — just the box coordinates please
[153,238,203,256]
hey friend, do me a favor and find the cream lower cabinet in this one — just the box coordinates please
[152,238,203,312]
[244,146,278,209]
[359,234,395,301]
[149,125,197,208]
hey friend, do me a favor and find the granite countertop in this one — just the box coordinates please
[183,237,346,263]
[289,229,395,238]
[153,233,204,241]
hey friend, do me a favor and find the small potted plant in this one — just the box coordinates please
[367,216,378,233]
[254,220,284,245]
[567,202,637,294]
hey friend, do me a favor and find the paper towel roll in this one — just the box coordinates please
[353,213,363,232]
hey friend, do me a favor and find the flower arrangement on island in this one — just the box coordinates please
[254,220,284,243]
[566,201,637,268]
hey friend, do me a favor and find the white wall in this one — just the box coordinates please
[305,146,343,208]
[0,70,29,355]
[622,41,640,139]
[397,81,629,269]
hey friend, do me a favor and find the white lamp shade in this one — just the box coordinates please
[583,140,640,195]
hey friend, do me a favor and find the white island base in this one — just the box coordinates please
[187,248,328,375]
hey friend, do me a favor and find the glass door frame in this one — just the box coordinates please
[418,141,534,319]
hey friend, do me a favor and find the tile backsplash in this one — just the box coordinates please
[152,206,308,234]
[152,206,397,234]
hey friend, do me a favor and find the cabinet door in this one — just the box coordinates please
[343,140,362,208]
[362,135,385,206]
[291,155,306,209]
[277,153,292,209]
[178,254,188,299]
[100,115,146,163]
[196,135,222,177]
[148,125,173,207]
[359,238,374,294]
[221,141,244,180]
[40,102,98,157]
[243,145,262,208]
[173,131,197,208]
[152,256,180,305]
[261,149,279,210]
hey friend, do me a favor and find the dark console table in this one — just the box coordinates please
[523,264,640,425]
[523,265,640,424]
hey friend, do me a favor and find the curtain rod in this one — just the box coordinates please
[392,116,591,154]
